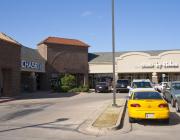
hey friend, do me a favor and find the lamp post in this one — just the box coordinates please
[112,0,117,106]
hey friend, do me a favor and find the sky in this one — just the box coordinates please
[0,0,180,52]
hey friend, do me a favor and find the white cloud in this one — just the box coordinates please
[81,11,93,17]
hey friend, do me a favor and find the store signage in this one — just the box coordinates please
[21,60,42,70]
[141,61,179,69]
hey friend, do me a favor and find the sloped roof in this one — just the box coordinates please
[21,46,45,62]
[38,37,89,47]
[0,32,21,46]
[88,49,180,63]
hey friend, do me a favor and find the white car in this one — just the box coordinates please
[128,79,155,96]
[156,82,168,92]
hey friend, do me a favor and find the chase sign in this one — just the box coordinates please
[21,60,42,71]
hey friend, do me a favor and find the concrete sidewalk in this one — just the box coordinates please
[0,97,15,103]
[0,91,81,104]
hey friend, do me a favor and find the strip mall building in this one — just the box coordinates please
[89,51,180,88]
[1,32,180,96]
[89,50,180,87]
[0,33,89,96]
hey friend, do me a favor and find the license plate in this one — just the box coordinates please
[145,113,154,118]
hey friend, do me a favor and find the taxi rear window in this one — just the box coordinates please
[133,92,162,100]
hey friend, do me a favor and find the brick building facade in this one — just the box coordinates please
[0,33,89,96]
[0,33,21,96]
[38,37,89,90]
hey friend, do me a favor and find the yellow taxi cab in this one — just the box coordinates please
[128,88,170,123]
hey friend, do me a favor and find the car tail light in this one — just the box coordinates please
[130,104,141,107]
[158,104,168,108]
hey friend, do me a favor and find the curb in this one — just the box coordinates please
[0,98,15,104]
[103,99,127,131]
[112,99,127,130]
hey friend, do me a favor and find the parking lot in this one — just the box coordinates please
[126,106,180,139]
[0,92,180,140]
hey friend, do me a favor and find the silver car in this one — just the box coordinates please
[128,79,155,96]
[163,81,180,112]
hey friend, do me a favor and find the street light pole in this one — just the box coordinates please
[112,0,117,106]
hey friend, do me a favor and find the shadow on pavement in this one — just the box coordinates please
[0,103,51,121]
[14,91,80,100]
[135,112,180,126]
[0,108,43,121]
[0,118,72,133]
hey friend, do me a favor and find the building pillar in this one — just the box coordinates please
[11,70,20,96]
[83,73,89,86]
[0,69,2,96]
[152,72,158,83]
[31,72,37,92]
[115,73,118,82]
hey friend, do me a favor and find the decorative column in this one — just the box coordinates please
[152,72,158,83]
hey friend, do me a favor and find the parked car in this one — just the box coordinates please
[156,82,168,92]
[152,82,159,91]
[163,81,180,112]
[128,79,155,96]
[116,79,130,93]
[95,82,111,93]
[128,88,170,123]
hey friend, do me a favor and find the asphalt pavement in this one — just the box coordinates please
[0,92,127,140]
[0,92,180,140]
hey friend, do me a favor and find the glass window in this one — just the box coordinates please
[117,80,129,84]
[132,82,152,88]
[172,83,180,90]
[133,92,162,100]
[97,82,107,86]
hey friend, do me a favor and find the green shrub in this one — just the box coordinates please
[69,85,89,93]
[69,88,80,93]
[81,85,89,92]
[60,74,75,92]
[59,74,89,93]
[61,85,71,92]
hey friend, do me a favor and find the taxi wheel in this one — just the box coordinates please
[175,102,180,112]
[171,98,175,107]
[129,117,135,123]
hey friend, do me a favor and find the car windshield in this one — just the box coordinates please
[172,83,180,90]
[117,80,128,84]
[97,82,107,86]
[133,92,162,100]
[132,82,152,88]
